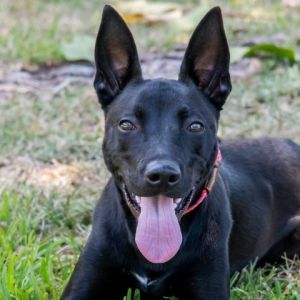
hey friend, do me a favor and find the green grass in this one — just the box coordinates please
[0,0,300,299]
[231,261,300,300]
[1,189,299,299]
[0,188,92,299]
[0,0,103,63]
[0,86,103,161]
[220,63,300,141]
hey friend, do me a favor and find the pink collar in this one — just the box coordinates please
[183,148,222,215]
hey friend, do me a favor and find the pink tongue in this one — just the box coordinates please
[135,195,182,264]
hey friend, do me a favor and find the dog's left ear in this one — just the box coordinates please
[179,7,231,110]
[94,5,142,108]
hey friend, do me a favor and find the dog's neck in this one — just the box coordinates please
[183,148,222,216]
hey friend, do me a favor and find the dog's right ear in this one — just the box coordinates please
[94,5,142,108]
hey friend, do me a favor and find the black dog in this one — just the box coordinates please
[62,5,300,300]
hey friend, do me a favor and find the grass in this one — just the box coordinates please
[0,0,101,64]
[230,261,300,300]
[220,63,300,141]
[1,0,299,63]
[1,189,300,299]
[0,0,300,299]
[1,190,300,300]
[0,85,103,161]
[0,188,92,300]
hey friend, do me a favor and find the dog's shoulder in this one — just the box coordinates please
[220,137,300,190]
[221,137,300,162]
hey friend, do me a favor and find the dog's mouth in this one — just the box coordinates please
[122,184,195,218]
[122,184,195,264]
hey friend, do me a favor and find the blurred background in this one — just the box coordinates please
[0,0,299,299]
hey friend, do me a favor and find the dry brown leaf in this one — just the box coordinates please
[123,13,145,24]
[27,162,81,189]
[117,0,183,24]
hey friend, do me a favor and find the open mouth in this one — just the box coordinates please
[122,184,195,218]
[121,184,195,264]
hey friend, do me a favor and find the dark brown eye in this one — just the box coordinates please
[187,122,205,133]
[118,120,136,131]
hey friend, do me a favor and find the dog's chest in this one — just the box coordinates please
[129,270,173,296]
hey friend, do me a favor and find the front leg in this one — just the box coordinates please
[176,200,232,300]
[139,292,164,300]
[177,263,230,300]
[61,239,128,300]
[62,180,131,300]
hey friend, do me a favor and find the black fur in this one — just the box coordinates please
[62,6,300,300]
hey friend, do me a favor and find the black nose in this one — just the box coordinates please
[144,160,181,189]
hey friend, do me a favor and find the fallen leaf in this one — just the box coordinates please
[245,44,296,63]
[123,13,145,24]
[117,1,183,24]
[27,162,81,189]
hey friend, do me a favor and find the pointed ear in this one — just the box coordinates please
[94,5,142,108]
[179,7,231,110]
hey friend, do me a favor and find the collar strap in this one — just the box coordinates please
[183,148,222,216]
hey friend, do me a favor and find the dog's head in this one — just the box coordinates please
[94,5,231,264]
